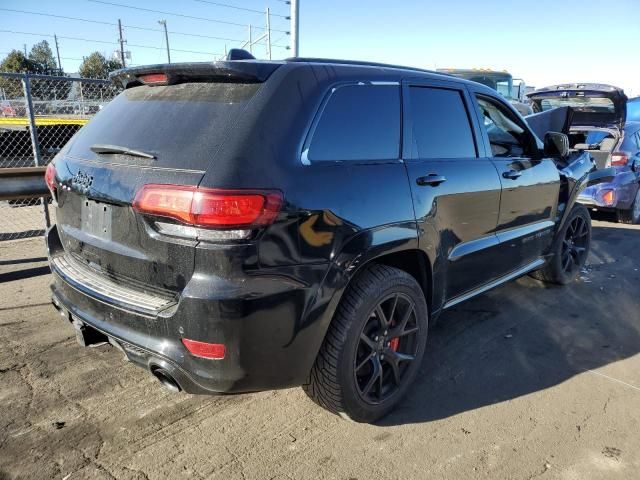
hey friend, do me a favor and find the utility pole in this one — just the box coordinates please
[54,34,62,73]
[266,8,272,60]
[23,44,27,56]
[158,20,171,63]
[118,19,126,67]
[290,0,299,57]
[248,24,253,54]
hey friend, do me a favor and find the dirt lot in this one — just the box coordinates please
[1,218,639,480]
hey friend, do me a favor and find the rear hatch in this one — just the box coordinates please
[528,83,627,129]
[51,62,279,300]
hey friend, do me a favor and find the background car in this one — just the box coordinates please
[528,84,640,224]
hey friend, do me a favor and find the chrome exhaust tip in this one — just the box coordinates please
[151,366,181,393]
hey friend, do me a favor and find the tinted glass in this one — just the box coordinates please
[68,82,260,169]
[409,87,476,159]
[307,85,400,161]
[476,96,530,158]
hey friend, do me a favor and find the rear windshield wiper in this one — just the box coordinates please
[90,144,156,159]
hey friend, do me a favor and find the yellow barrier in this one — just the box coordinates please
[0,117,89,127]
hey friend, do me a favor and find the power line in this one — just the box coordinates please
[0,8,114,27]
[192,0,290,19]
[0,8,248,43]
[87,0,290,34]
[0,30,222,56]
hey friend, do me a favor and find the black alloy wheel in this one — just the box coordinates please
[354,293,420,404]
[560,214,589,276]
[530,204,591,285]
[303,264,429,423]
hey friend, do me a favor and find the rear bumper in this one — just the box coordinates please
[577,173,639,210]
[47,225,331,395]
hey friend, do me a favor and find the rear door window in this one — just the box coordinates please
[67,82,260,169]
[408,86,477,159]
[305,84,400,162]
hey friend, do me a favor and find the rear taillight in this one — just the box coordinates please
[611,152,629,167]
[182,338,225,360]
[132,184,283,229]
[601,189,615,206]
[45,163,56,196]
[138,73,168,85]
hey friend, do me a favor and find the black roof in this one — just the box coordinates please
[285,57,442,76]
[110,56,493,94]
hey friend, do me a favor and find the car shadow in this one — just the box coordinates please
[0,265,50,283]
[380,222,640,426]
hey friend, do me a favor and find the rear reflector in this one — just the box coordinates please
[138,73,168,85]
[611,152,629,167]
[182,338,225,360]
[133,185,283,228]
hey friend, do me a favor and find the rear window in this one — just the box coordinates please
[305,84,400,162]
[67,82,260,169]
[538,96,615,113]
[409,87,476,159]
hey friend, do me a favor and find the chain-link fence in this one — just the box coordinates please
[0,73,120,241]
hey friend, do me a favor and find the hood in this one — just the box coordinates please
[525,106,573,140]
[527,84,627,129]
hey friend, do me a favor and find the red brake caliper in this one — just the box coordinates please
[389,337,400,352]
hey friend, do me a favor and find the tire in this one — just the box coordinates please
[303,264,428,423]
[616,189,640,224]
[531,204,591,285]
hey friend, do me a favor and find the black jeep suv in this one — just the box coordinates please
[46,56,601,422]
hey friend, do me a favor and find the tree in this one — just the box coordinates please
[0,50,31,73]
[0,50,30,98]
[79,52,122,80]
[0,44,70,101]
[28,40,58,74]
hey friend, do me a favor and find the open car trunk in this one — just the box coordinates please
[526,84,628,170]
[527,83,627,129]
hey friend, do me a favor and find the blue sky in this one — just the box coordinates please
[2,0,639,96]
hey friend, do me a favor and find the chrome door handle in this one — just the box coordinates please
[416,174,447,186]
[502,170,522,180]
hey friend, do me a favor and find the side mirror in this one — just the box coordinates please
[544,131,569,158]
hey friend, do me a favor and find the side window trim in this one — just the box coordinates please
[300,81,401,165]
[401,80,483,161]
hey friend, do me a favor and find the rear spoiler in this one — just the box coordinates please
[110,61,283,89]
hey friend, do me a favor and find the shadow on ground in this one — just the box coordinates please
[0,265,50,283]
[381,222,640,426]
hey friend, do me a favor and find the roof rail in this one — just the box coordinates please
[284,57,437,75]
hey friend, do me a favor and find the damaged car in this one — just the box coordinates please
[46,55,611,422]
[528,84,640,224]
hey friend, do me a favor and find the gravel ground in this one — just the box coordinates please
[0,218,639,480]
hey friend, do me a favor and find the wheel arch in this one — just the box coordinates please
[296,223,437,384]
